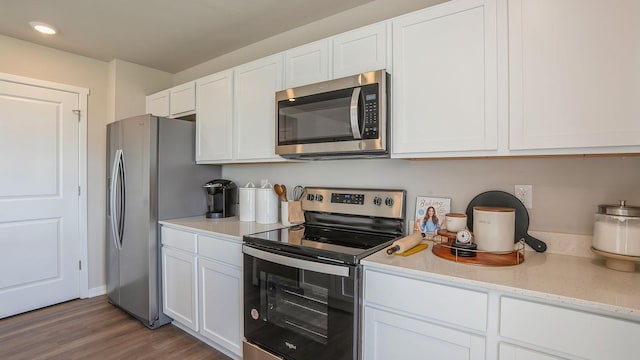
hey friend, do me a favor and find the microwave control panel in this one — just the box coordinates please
[362,84,379,139]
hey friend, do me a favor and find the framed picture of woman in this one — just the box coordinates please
[414,196,451,234]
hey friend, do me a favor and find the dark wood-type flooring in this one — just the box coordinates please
[0,295,232,360]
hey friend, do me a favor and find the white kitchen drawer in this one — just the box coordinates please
[161,226,197,253]
[363,306,485,360]
[364,269,488,332]
[198,234,242,267]
[500,297,640,360]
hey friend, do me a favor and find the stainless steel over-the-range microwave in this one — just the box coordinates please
[276,69,389,159]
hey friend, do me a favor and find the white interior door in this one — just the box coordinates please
[0,79,81,318]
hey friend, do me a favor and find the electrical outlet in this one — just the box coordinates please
[515,185,533,209]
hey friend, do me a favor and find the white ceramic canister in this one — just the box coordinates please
[255,182,279,224]
[592,200,640,256]
[238,182,256,222]
[473,206,515,252]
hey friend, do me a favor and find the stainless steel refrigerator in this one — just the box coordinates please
[106,114,219,329]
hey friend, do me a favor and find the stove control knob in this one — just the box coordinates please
[385,197,394,207]
[373,196,382,206]
[315,194,324,202]
[307,193,315,201]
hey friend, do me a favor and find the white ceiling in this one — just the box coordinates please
[0,0,374,73]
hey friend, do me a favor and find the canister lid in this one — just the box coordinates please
[597,200,640,217]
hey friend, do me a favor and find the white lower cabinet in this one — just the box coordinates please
[363,306,486,360]
[363,268,487,360]
[199,257,242,356]
[161,247,198,331]
[161,225,243,359]
[500,297,640,360]
[198,233,243,358]
[363,265,640,360]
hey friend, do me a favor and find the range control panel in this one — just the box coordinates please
[331,192,365,205]
[302,187,406,219]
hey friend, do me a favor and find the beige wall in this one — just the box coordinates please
[109,59,173,123]
[0,34,108,290]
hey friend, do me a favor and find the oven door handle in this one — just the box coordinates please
[243,245,350,277]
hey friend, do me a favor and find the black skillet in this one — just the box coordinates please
[465,190,547,253]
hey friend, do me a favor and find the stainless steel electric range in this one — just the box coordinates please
[242,187,406,360]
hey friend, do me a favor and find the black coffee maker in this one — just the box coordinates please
[203,179,237,218]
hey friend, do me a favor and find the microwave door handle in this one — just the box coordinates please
[243,245,350,277]
[349,87,362,140]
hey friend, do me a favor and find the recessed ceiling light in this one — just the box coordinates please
[29,21,57,35]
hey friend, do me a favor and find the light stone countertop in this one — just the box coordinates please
[362,240,640,322]
[159,216,287,241]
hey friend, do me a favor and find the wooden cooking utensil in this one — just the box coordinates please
[274,184,287,202]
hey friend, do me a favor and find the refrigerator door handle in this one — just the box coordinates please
[109,149,124,250]
[118,150,126,248]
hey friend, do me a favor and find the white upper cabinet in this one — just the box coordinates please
[233,54,286,162]
[195,70,233,163]
[508,0,640,152]
[195,55,287,164]
[284,21,390,89]
[284,39,330,88]
[146,82,196,119]
[169,81,196,118]
[391,0,498,157]
[332,21,389,78]
[146,89,170,117]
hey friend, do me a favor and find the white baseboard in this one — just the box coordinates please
[87,285,107,298]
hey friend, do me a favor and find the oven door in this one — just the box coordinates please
[243,245,357,360]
